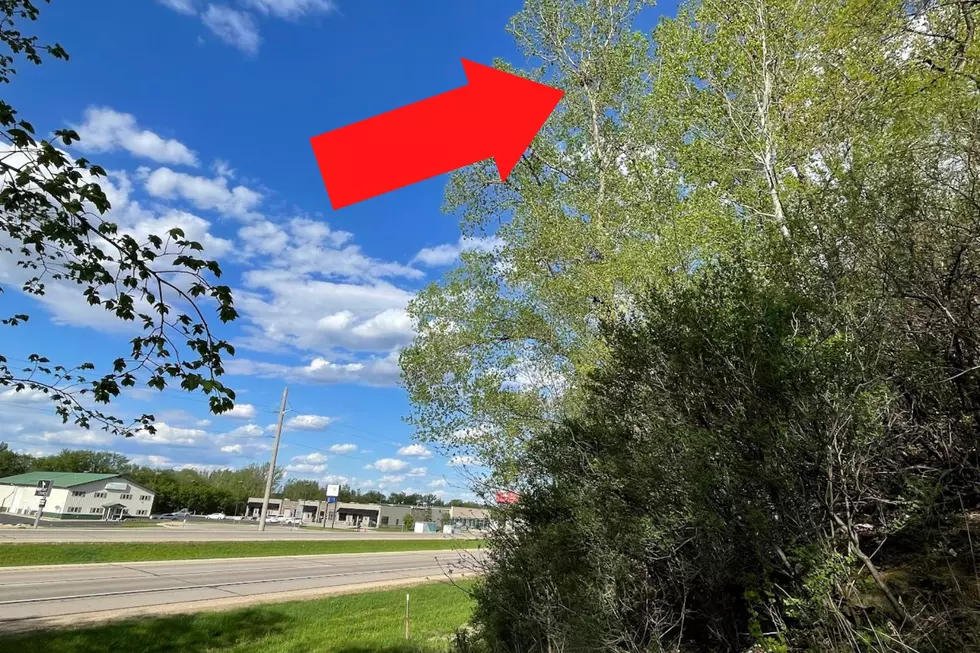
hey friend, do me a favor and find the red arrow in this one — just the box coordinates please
[310,59,564,210]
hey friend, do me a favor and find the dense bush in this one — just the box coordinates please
[469,259,980,652]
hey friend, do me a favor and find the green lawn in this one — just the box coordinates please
[0,539,484,567]
[0,580,477,653]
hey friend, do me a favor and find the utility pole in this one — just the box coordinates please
[258,386,288,532]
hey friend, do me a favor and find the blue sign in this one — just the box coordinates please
[327,496,337,503]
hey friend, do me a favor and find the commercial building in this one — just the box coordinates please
[448,506,491,530]
[0,472,155,520]
[244,496,491,530]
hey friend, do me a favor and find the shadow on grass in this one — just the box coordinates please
[331,643,446,653]
[4,608,287,653]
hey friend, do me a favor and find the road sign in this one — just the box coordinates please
[38,497,46,508]
[325,484,340,498]
[327,496,337,504]
[35,480,52,497]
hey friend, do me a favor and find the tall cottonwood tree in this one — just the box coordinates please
[401,0,680,481]
[0,0,238,436]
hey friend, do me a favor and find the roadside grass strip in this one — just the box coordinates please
[0,580,478,652]
[0,539,485,567]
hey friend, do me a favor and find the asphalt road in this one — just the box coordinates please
[0,524,474,543]
[0,549,484,623]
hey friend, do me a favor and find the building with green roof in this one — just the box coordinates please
[0,471,155,521]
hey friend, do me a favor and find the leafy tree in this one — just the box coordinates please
[0,441,29,477]
[400,0,664,480]
[282,478,322,500]
[31,448,129,473]
[208,464,278,503]
[402,513,414,532]
[0,0,237,438]
[359,490,386,504]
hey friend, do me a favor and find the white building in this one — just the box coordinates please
[0,472,155,521]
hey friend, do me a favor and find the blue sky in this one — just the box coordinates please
[2,0,676,500]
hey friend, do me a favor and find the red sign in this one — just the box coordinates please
[310,59,564,210]
[495,490,519,505]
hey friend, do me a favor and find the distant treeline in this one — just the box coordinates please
[0,444,478,514]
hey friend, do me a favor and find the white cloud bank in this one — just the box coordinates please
[72,107,199,166]
[397,444,432,459]
[412,236,502,267]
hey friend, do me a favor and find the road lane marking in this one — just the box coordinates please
[0,564,460,608]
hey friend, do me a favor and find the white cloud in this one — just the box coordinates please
[142,166,262,219]
[449,456,477,467]
[396,443,432,459]
[236,278,416,354]
[202,4,261,54]
[24,429,114,446]
[291,452,328,464]
[71,107,198,166]
[228,423,265,437]
[428,479,447,488]
[237,220,418,282]
[380,474,405,484]
[329,443,357,454]
[158,0,196,15]
[244,0,336,20]
[134,422,207,445]
[406,467,427,477]
[129,454,177,468]
[238,221,288,256]
[212,159,235,178]
[286,462,327,474]
[0,388,49,402]
[221,444,243,454]
[412,236,502,267]
[223,403,258,420]
[196,419,213,427]
[285,414,334,431]
[365,458,408,472]
[226,351,402,387]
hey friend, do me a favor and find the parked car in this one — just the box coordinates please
[150,513,179,520]
[205,512,226,520]
[265,516,280,524]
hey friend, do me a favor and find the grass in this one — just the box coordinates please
[0,539,485,567]
[0,580,477,653]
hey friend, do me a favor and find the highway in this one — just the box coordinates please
[0,549,484,626]
[0,524,474,543]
